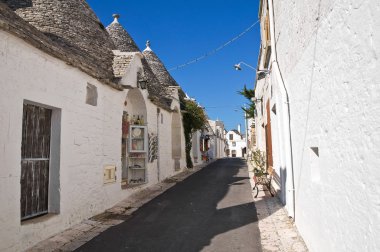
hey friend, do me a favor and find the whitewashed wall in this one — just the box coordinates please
[225,131,246,157]
[191,131,203,165]
[254,75,285,200]
[267,0,380,251]
[0,31,185,251]
[208,120,226,159]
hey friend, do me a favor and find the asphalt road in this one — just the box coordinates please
[76,158,262,252]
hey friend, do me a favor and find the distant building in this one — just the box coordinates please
[247,117,256,149]
[208,120,227,160]
[225,125,247,157]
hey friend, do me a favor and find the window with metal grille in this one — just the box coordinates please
[20,104,52,220]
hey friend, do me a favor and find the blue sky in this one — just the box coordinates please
[87,0,261,132]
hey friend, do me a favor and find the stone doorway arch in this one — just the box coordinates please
[121,88,148,186]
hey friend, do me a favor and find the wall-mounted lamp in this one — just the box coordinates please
[234,61,270,75]
[251,97,263,103]
[137,72,148,90]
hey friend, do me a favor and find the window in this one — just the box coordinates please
[232,142,236,147]
[229,134,233,140]
[261,3,272,69]
[21,103,61,221]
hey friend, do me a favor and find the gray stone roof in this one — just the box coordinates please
[105,16,173,111]
[0,2,122,90]
[143,41,179,87]
[5,0,116,80]
[1,1,179,110]
[106,14,140,53]
[140,57,173,110]
[112,52,134,78]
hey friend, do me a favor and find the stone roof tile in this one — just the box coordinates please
[112,52,134,78]
[105,17,173,111]
[143,41,179,87]
[106,14,140,53]
[141,57,173,111]
[0,2,122,90]
[5,0,116,80]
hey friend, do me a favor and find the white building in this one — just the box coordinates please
[247,117,256,150]
[0,2,187,251]
[254,0,380,251]
[208,120,227,160]
[225,126,247,158]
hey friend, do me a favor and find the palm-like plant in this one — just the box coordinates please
[238,85,255,118]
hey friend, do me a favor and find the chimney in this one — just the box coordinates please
[238,124,241,133]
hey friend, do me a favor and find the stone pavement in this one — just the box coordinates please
[28,158,308,252]
[247,161,309,252]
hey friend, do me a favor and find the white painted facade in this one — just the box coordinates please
[191,130,204,165]
[208,120,227,159]
[254,0,380,251]
[0,29,185,251]
[225,129,246,158]
[247,118,255,149]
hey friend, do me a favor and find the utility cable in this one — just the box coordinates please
[168,20,260,71]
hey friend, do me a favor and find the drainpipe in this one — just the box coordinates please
[156,108,161,182]
[267,0,296,220]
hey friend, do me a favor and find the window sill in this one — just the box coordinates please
[21,213,58,225]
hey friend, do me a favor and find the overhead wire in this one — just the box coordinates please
[168,20,260,71]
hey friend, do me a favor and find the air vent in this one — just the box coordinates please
[86,83,98,106]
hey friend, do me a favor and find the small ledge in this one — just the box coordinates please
[21,213,58,226]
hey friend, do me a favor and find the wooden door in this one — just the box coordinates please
[20,104,52,220]
[265,100,273,168]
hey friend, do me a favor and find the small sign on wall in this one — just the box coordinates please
[103,165,117,184]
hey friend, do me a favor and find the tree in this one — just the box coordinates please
[181,98,207,168]
[238,85,256,118]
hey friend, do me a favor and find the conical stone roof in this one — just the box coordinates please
[105,16,173,110]
[140,57,172,108]
[143,41,179,87]
[106,14,140,53]
[5,0,116,80]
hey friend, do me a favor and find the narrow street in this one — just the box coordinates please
[76,158,261,252]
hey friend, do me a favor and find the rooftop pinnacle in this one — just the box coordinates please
[112,14,120,23]
[144,40,152,52]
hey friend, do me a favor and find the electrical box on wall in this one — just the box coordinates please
[103,165,117,184]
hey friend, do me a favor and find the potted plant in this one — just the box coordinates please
[252,150,266,177]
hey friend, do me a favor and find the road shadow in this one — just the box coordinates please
[76,158,262,252]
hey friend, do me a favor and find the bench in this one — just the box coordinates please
[252,166,276,198]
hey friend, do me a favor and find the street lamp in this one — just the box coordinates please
[233,61,270,74]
